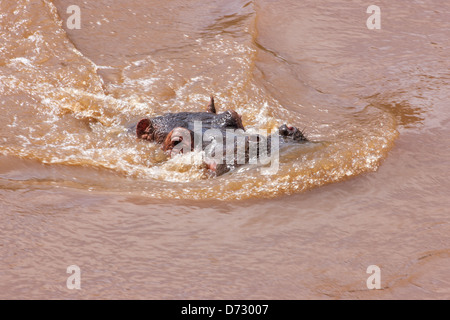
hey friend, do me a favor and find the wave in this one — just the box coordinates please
[0,0,398,200]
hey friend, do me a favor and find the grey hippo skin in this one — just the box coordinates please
[135,97,308,176]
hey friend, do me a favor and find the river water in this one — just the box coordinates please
[0,0,449,299]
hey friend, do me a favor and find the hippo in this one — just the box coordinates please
[136,97,307,176]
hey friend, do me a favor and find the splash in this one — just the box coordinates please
[0,0,398,200]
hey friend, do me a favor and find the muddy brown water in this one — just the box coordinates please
[0,0,449,299]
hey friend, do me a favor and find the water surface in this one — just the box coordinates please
[0,0,449,299]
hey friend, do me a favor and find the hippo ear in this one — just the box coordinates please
[206,96,216,114]
[136,118,151,139]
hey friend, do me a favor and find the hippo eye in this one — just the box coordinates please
[171,136,183,146]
